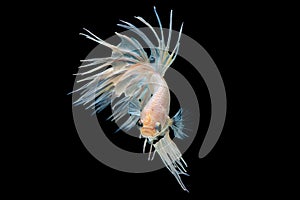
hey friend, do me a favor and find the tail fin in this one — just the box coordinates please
[73,8,183,131]
[73,28,156,131]
[117,7,183,76]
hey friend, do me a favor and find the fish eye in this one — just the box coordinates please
[137,120,143,127]
[149,56,155,63]
[155,122,161,132]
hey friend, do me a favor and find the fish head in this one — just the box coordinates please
[138,112,165,138]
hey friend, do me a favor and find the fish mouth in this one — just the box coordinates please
[140,127,155,137]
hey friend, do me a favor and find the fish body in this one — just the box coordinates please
[140,73,170,137]
[73,7,189,192]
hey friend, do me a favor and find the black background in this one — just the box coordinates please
[12,0,288,199]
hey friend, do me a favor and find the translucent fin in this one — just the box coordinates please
[128,99,141,116]
[171,108,188,139]
[154,6,165,48]
[117,7,184,77]
[74,27,151,130]
[73,8,183,133]
[154,132,189,192]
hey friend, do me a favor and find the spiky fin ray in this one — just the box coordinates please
[154,6,165,49]
[154,132,189,192]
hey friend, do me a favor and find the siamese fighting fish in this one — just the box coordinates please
[73,7,189,192]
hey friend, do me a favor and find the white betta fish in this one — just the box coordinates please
[73,7,189,192]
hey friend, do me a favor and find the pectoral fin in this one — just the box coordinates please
[170,108,188,139]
